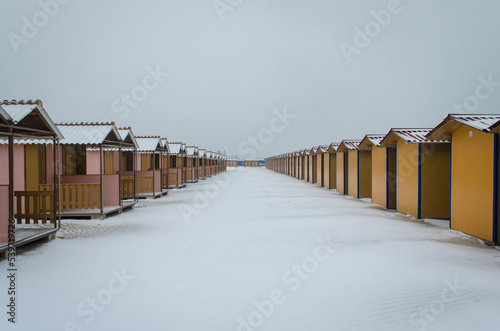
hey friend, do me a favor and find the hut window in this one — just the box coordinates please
[62,145,86,175]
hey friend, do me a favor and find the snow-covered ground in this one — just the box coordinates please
[2,167,500,331]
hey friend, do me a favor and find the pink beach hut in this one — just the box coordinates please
[0,100,63,254]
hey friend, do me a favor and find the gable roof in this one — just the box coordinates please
[328,143,341,153]
[379,128,448,147]
[427,114,500,140]
[358,134,386,149]
[338,140,361,152]
[135,136,165,153]
[118,128,139,149]
[186,146,198,156]
[168,142,185,155]
[0,100,63,139]
[57,122,121,146]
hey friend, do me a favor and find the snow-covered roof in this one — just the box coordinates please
[338,140,361,152]
[427,114,500,140]
[57,123,121,145]
[328,143,341,152]
[135,136,164,153]
[380,128,449,147]
[186,146,198,156]
[168,142,185,155]
[198,149,206,157]
[318,145,329,153]
[358,134,386,149]
[118,128,139,149]
[0,100,63,139]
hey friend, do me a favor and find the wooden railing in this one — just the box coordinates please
[135,176,154,193]
[40,184,101,211]
[122,177,136,199]
[162,173,169,189]
[15,191,56,224]
[169,173,178,187]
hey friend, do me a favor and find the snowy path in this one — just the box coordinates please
[2,167,500,331]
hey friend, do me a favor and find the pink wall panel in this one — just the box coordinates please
[0,186,9,242]
[103,175,119,206]
[0,145,8,185]
[86,151,101,175]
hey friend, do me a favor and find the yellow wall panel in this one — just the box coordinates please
[336,152,345,194]
[329,153,337,189]
[348,150,358,198]
[372,147,387,208]
[358,150,372,198]
[451,126,494,241]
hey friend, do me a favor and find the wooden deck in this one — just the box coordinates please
[60,200,136,219]
[137,189,169,199]
[0,227,58,258]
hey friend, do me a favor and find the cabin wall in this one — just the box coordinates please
[87,151,101,175]
[323,154,330,188]
[358,150,372,199]
[103,175,120,206]
[421,143,451,219]
[451,126,494,241]
[317,154,323,186]
[25,145,40,190]
[0,145,8,185]
[396,141,419,218]
[372,147,387,208]
[0,185,8,242]
[113,151,120,174]
[336,152,345,194]
[348,150,358,198]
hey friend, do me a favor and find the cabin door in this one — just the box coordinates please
[387,147,397,209]
[25,145,46,190]
[320,154,324,187]
[343,153,349,194]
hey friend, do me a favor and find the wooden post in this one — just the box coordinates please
[8,131,15,241]
[152,152,156,197]
[100,145,104,216]
[119,145,123,206]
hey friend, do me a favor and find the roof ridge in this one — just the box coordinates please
[1,99,43,107]
[56,122,115,126]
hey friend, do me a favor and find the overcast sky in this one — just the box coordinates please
[2,0,500,159]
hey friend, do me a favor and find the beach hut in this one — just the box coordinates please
[117,128,139,202]
[336,140,361,195]
[167,142,186,188]
[130,136,168,199]
[293,151,300,179]
[0,99,63,254]
[316,145,329,187]
[185,146,198,183]
[358,134,396,209]
[338,139,372,199]
[245,160,259,167]
[327,143,340,189]
[308,147,318,184]
[380,128,450,220]
[227,159,237,167]
[53,122,139,218]
[427,114,500,244]
[198,149,207,179]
